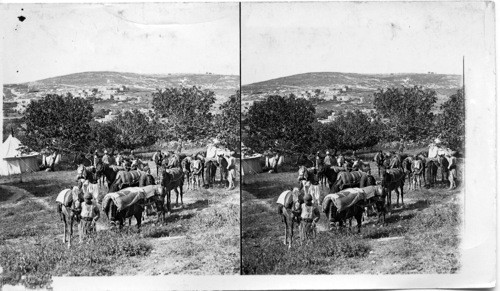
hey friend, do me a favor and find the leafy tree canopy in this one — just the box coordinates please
[332,110,381,152]
[213,91,240,151]
[110,109,157,150]
[437,89,465,150]
[23,94,93,153]
[152,86,216,150]
[374,86,437,141]
[244,94,315,154]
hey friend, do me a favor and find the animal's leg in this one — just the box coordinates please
[179,186,184,206]
[68,217,73,248]
[136,213,142,232]
[356,213,362,233]
[290,219,295,249]
[63,217,67,244]
[394,188,400,207]
[283,214,288,246]
[400,184,404,206]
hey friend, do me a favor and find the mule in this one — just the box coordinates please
[95,162,122,188]
[373,151,385,177]
[276,188,303,249]
[381,167,405,208]
[438,155,450,187]
[181,157,192,191]
[401,156,413,190]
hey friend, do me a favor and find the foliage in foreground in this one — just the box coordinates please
[242,231,371,274]
[0,231,152,288]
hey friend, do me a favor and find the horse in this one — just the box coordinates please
[190,159,203,190]
[332,170,375,193]
[419,157,438,188]
[204,160,218,188]
[76,164,97,183]
[323,185,386,233]
[109,169,149,193]
[217,155,229,187]
[95,162,122,188]
[160,167,184,212]
[321,165,347,190]
[411,159,424,190]
[56,187,83,247]
[276,188,303,249]
[438,155,450,187]
[381,167,405,208]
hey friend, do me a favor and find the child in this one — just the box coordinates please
[299,193,320,244]
[79,192,100,242]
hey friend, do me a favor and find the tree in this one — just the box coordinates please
[110,109,157,150]
[152,86,216,151]
[213,91,240,151]
[23,94,93,153]
[331,110,381,152]
[374,86,437,141]
[244,94,315,155]
[89,121,120,152]
[310,121,341,154]
[437,89,465,150]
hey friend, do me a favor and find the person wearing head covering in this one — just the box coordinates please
[79,192,100,242]
[93,150,100,167]
[324,151,333,167]
[447,151,457,190]
[153,150,163,176]
[299,193,320,244]
[315,151,322,169]
[226,151,236,190]
[102,150,111,165]
[115,152,123,167]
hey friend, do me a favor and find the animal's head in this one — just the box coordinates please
[76,164,85,180]
[298,166,308,180]
[381,168,391,187]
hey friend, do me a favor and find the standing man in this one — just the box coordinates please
[93,150,100,167]
[79,192,100,242]
[102,150,110,165]
[447,152,457,190]
[226,151,236,190]
[153,150,163,176]
[315,151,322,169]
[115,152,123,167]
[324,151,333,167]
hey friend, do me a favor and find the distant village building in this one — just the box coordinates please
[337,95,350,102]
[96,113,118,123]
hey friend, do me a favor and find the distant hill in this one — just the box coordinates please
[5,71,239,94]
[242,72,461,97]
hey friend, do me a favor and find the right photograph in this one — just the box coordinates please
[241,2,478,275]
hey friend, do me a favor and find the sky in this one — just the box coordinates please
[242,2,489,84]
[1,3,239,84]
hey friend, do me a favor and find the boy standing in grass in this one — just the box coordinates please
[299,193,320,244]
[79,192,100,243]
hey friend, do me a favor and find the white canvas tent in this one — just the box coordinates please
[0,135,39,176]
[241,155,263,175]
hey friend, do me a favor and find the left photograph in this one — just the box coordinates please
[0,3,240,287]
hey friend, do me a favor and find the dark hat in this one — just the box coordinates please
[304,193,313,201]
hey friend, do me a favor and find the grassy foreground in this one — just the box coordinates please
[241,160,462,274]
[0,166,240,288]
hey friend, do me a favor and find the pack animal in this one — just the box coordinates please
[276,188,303,248]
[381,167,405,208]
[160,167,184,212]
[217,155,229,187]
[323,186,386,233]
[56,187,83,247]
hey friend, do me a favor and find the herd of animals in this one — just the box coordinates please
[277,150,458,248]
[55,151,231,247]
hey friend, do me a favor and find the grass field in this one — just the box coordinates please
[241,159,462,274]
[0,161,240,288]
